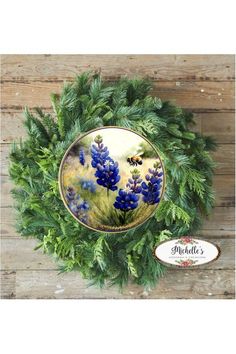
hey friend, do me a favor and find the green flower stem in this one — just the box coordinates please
[123,210,127,225]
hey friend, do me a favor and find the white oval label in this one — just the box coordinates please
[154,237,220,267]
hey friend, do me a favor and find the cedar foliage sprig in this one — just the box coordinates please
[9,73,217,289]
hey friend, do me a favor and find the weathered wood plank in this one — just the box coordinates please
[1,237,234,271]
[1,204,235,237]
[1,112,233,144]
[1,81,234,111]
[0,207,16,236]
[1,144,11,175]
[0,111,199,144]
[1,174,234,208]
[1,237,58,270]
[202,207,235,230]
[211,144,235,175]
[1,55,234,300]
[10,269,234,299]
[213,175,235,207]
[194,112,235,143]
[1,55,234,82]
[1,112,26,143]
[1,222,235,239]
[0,223,19,237]
[198,230,235,238]
[153,81,234,112]
[1,176,13,207]
[1,226,234,239]
[0,271,16,299]
[1,143,234,176]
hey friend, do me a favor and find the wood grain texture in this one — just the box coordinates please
[198,230,235,238]
[2,222,234,238]
[202,207,235,230]
[1,81,234,112]
[0,271,16,299]
[1,237,234,271]
[1,143,234,176]
[1,112,26,143]
[1,55,234,81]
[1,112,234,144]
[1,174,234,208]
[213,175,235,207]
[0,269,234,299]
[1,206,234,237]
[0,55,235,299]
[211,144,235,174]
[1,238,58,270]
[194,112,235,143]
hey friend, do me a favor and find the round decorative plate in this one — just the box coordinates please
[59,127,165,233]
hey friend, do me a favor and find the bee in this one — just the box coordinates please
[127,155,143,166]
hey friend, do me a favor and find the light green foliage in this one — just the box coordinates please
[156,201,191,226]
[9,73,216,289]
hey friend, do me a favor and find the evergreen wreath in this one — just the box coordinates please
[9,73,217,289]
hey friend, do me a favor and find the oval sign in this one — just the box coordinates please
[154,237,220,267]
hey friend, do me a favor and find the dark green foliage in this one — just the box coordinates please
[9,73,217,289]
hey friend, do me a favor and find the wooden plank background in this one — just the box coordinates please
[0,55,235,299]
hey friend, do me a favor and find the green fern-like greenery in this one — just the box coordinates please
[9,73,217,289]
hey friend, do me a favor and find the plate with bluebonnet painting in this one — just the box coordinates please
[59,127,165,233]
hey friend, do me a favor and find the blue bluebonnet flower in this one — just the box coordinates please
[65,186,89,224]
[66,187,76,201]
[141,162,163,205]
[114,188,139,224]
[80,178,97,193]
[126,169,143,194]
[91,135,111,168]
[91,135,120,193]
[95,160,120,192]
[79,148,85,166]
[114,189,139,211]
[114,169,142,224]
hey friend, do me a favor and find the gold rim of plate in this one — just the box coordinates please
[58,126,166,234]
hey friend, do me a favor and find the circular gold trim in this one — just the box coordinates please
[58,126,166,234]
[153,237,221,268]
